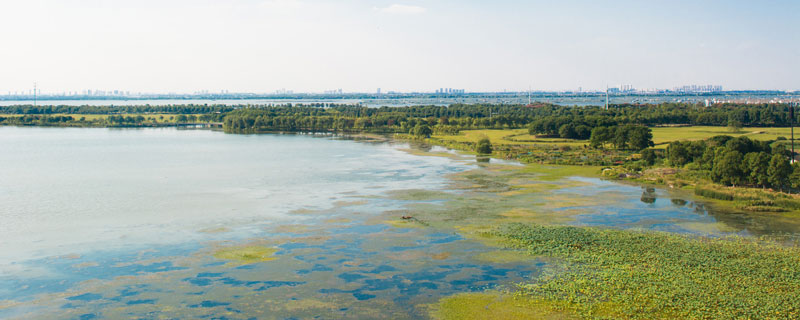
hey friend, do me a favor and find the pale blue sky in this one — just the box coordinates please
[0,0,797,93]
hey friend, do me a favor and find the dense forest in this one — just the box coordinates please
[222,102,800,134]
[666,136,799,190]
[0,104,235,115]
[2,102,799,136]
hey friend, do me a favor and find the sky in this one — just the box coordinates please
[0,0,798,93]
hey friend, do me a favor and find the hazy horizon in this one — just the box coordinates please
[1,0,798,94]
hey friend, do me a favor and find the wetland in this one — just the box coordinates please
[1,126,799,319]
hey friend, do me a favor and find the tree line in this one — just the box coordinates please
[4,103,800,135]
[666,136,799,190]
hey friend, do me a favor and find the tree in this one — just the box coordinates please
[727,118,743,133]
[410,124,432,138]
[712,148,744,187]
[768,153,792,191]
[666,141,690,167]
[590,126,612,149]
[558,123,576,139]
[790,163,800,191]
[744,152,770,188]
[476,137,493,154]
[641,148,658,166]
[612,126,630,149]
[628,126,655,150]
[574,125,592,140]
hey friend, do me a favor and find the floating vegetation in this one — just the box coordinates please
[472,250,538,264]
[499,208,575,225]
[198,226,232,234]
[430,252,451,260]
[492,223,800,319]
[676,221,738,235]
[386,189,455,201]
[333,200,370,207]
[383,219,426,229]
[212,246,279,264]
[289,208,319,215]
[71,261,100,269]
[323,218,352,224]
[431,291,574,320]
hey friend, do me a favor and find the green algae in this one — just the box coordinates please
[431,292,577,320]
[386,189,455,201]
[323,217,352,224]
[518,164,601,181]
[332,200,370,207]
[384,219,426,229]
[199,226,232,234]
[472,250,538,264]
[212,246,279,264]
[676,221,739,234]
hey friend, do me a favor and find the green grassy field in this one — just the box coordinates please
[433,129,586,147]
[651,126,795,146]
[435,126,798,150]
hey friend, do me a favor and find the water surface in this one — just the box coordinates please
[1,127,798,319]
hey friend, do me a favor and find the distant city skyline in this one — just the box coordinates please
[1,0,798,93]
[1,83,737,97]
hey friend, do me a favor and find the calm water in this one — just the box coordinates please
[1,127,797,319]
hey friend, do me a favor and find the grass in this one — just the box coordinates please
[434,129,586,147]
[693,185,800,214]
[486,223,800,319]
[650,126,795,148]
[434,126,797,150]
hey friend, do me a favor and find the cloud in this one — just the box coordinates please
[377,4,427,15]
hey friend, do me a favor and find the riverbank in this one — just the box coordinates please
[398,128,800,217]
[381,137,800,319]
[406,163,800,319]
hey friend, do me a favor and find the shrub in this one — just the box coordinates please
[476,137,493,154]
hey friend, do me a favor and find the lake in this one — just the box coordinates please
[1,127,797,319]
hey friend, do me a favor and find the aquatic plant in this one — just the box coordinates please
[212,245,279,264]
[491,223,800,319]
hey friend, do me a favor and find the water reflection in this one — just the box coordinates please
[671,199,688,207]
[640,187,657,204]
[558,177,800,237]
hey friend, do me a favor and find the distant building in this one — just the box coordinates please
[619,84,635,93]
[435,88,464,94]
[674,85,723,93]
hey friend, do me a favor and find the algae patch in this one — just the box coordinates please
[199,226,232,234]
[675,221,739,234]
[333,200,370,207]
[473,250,537,264]
[386,189,454,201]
[212,246,279,264]
[431,292,576,320]
[384,219,426,229]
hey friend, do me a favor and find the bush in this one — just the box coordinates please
[476,137,493,154]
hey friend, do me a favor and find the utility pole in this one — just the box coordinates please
[528,85,531,105]
[789,102,797,163]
